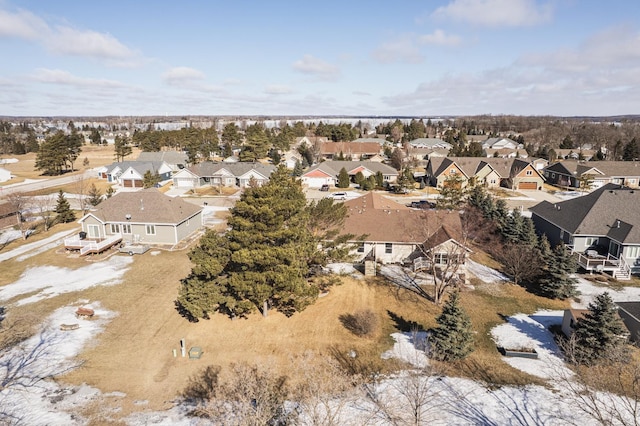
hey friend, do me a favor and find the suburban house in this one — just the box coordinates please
[99,161,173,188]
[340,192,469,273]
[544,160,640,190]
[425,157,544,190]
[553,149,595,161]
[294,135,328,149]
[65,188,203,253]
[615,302,640,343]
[318,141,382,160]
[481,137,522,150]
[0,202,19,230]
[482,148,529,159]
[352,137,387,146]
[137,150,189,172]
[282,150,303,169]
[172,162,276,189]
[407,138,452,150]
[300,161,398,188]
[530,184,640,280]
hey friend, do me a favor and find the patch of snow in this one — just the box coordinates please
[0,229,22,245]
[381,331,429,368]
[150,250,161,256]
[573,276,640,308]
[490,310,570,379]
[325,262,358,276]
[0,229,76,262]
[0,256,133,305]
[466,259,509,284]
[0,302,115,425]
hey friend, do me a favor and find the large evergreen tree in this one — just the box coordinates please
[429,292,474,361]
[114,135,132,162]
[55,190,75,223]
[536,243,578,299]
[572,292,629,365]
[337,168,350,188]
[177,166,321,320]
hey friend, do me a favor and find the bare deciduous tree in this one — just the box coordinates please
[29,194,56,232]
[5,192,28,239]
[497,243,541,286]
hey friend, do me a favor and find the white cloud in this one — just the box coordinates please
[371,37,424,64]
[45,26,136,60]
[292,55,340,80]
[0,8,47,39]
[162,66,206,86]
[432,0,554,27]
[383,26,640,116]
[31,68,126,89]
[264,84,293,95]
[0,6,139,66]
[418,29,461,46]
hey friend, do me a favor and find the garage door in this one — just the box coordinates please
[134,180,143,188]
[304,177,331,188]
[518,181,538,190]
[123,179,133,187]
[175,178,195,188]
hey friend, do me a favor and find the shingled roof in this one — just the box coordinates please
[187,162,276,177]
[341,192,463,244]
[84,188,202,224]
[529,184,640,243]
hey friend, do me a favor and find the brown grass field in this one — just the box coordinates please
[0,221,576,423]
[1,145,141,184]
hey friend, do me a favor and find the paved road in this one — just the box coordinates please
[0,168,98,198]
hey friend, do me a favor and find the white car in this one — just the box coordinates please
[328,192,347,200]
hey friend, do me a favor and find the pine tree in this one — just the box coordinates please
[537,243,578,299]
[337,168,350,188]
[87,183,103,206]
[55,190,75,223]
[429,291,474,361]
[292,160,303,177]
[177,166,321,320]
[572,292,629,365]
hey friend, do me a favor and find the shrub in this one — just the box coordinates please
[339,310,378,337]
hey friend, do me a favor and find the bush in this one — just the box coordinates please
[339,310,378,337]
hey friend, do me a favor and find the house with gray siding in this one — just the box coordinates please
[69,188,202,247]
[530,184,640,279]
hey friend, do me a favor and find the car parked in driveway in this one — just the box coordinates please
[320,184,330,191]
[328,192,347,200]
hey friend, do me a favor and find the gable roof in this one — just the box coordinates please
[82,188,202,224]
[320,142,382,156]
[105,161,167,175]
[407,138,452,149]
[616,302,640,323]
[303,161,398,178]
[547,160,640,178]
[341,192,463,244]
[187,162,276,179]
[530,184,640,243]
[136,150,189,165]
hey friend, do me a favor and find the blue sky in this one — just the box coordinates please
[1,0,640,117]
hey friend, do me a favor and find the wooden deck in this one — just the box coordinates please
[573,250,631,280]
[64,234,123,256]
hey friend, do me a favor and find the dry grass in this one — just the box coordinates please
[0,145,140,183]
[187,186,239,196]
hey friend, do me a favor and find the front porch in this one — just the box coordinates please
[64,233,123,256]
[572,248,631,281]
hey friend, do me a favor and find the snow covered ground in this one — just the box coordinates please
[0,229,76,263]
[0,246,638,424]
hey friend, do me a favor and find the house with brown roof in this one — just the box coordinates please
[530,184,640,279]
[319,141,382,160]
[544,160,640,190]
[300,161,398,188]
[0,202,19,230]
[172,162,276,189]
[425,157,543,190]
[66,188,202,249]
[340,192,469,268]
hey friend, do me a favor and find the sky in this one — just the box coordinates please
[1,0,640,117]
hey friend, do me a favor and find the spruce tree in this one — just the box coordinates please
[55,190,75,223]
[87,183,102,206]
[177,166,321,320]
[337,167,350,188]
[429,291,474,361]
[572,292,629,365]
[537,243,578,299]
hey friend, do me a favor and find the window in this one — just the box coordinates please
[585,237,598,247]
[110,224,120,234]
[627,246,640,258]
[434,253,449,264]
[526,170,532,175]
[122,224,131,234]
[552,173,556,179]
[385,243,392,254]
[450,169,457,174]
[145,225,156,235]
[357,243,365,253]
